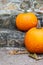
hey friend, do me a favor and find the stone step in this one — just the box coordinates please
[0,14,17,29]
[0,29,25,47]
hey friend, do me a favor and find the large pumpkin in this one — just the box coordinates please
[16,12,38,31]
[24,27,43,53]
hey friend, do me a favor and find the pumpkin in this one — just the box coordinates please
[16,12,38,31]
[24,21,43,53]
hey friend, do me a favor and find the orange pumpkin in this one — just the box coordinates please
[16,12,38,31]
[24,27,43,53]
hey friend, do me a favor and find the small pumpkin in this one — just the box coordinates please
[16,12,38,31]
[24,21,43,53]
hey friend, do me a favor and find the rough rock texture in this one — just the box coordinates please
[0,15,16,29]
[0,47,43,65]
[0,29,25,47]
[36,0,43,4]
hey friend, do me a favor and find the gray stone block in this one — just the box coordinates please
[0,15,17,29]
[0,29,25,47]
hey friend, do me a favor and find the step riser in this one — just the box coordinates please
[0,29,25,47]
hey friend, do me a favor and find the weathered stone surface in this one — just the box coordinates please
[0,15,16,29]
[0,29,25,47]
[0,47,43,65]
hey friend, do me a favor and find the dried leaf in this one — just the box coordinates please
[9,49,29,55]
[29,53,43,60]
[17,50,29,54]
[9,50,18,55]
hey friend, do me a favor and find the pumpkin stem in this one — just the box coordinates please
[37,20,41,29]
